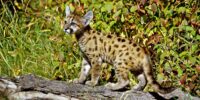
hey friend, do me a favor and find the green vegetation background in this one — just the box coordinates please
[0,0,199,96]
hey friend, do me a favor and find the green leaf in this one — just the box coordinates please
[122,8,129,14]
[113,10,121,19]
[157,74,164,83]
[177,65,183,77]
[164,62,172,72]
[170,50,178,58]
[181,19,188,26]
[130,6,137,13]
[179,25,196,36]
[179,51,189,58]
[115,1,124,9]
[177,7,186,14]
[151,3,157,12]
[189,56,196,64]
[191,44,198,53]
[169,27,174,37]
[109,21,116,27]
[140,17,144,24]
[121,14,125,22]
[196,35,200,40]
[160,51,169,64]
[101,2,113,12]
[69,5,75,12]
[93,3,102,9]
[161,27,167,37]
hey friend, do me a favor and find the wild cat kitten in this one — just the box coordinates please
[63,6,174,94]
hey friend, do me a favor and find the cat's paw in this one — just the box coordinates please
[105,82,115,90]
[85,81,97,86]
[73,78,82,84]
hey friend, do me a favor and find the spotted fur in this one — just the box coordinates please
[64,6,174,94]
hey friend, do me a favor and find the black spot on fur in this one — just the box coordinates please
[91,61,95,64]
[95,46,98,50]
[125,52,129,55]
[88,48,92,51]
[119,53,123,57]
[108,45,111,52]
[116,69,120,73]
[147,70,152,76]
[117,38,121,42]
[123,67,129,70]
[93,36,96,39]
[133,43,137,47]
[99,38,103,43]
[122,45,126,48]
[114,44,119,48]
[107,35,112,38]
[93,36,97,45]
[121,39,125,42]
[136,47,140,52]
[112,50,115,55]
[104,42,106,46]
[137,53,140,57]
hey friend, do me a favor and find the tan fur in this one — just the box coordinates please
[64,7,175,94]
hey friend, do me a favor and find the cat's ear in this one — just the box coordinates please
[65,6,71,17]
[82,11,93,26]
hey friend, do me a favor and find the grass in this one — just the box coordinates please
[0,1,81,80]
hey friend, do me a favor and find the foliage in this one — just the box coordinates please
[0,0,199,96]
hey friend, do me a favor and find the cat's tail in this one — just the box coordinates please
[142,55,175,94]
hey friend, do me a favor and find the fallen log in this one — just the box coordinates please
[0,74,199,100]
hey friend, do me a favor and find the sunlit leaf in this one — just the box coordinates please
[130,6,137,13]
[157,74,164,83]
[177,7,186,14]
[101,2,113,12]
[140,17,144,24]
[177,65,183,77]
[179,51,189,58]
[113,10,121,19]
[121,14,125,22]
[115,1,124,9]
[122,8,129,14]
[151,3,157,13]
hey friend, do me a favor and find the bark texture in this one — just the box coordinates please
[0,74,199,100]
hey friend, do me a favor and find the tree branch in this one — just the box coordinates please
[0,74,199,100]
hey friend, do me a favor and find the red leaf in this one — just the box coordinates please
[196,65,200,73]
[180,74,187,85]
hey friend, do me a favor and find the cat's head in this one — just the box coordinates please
[63,6,93,34]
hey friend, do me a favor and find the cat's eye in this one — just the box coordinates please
[71,22,76,25]
[64,20,67,24]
